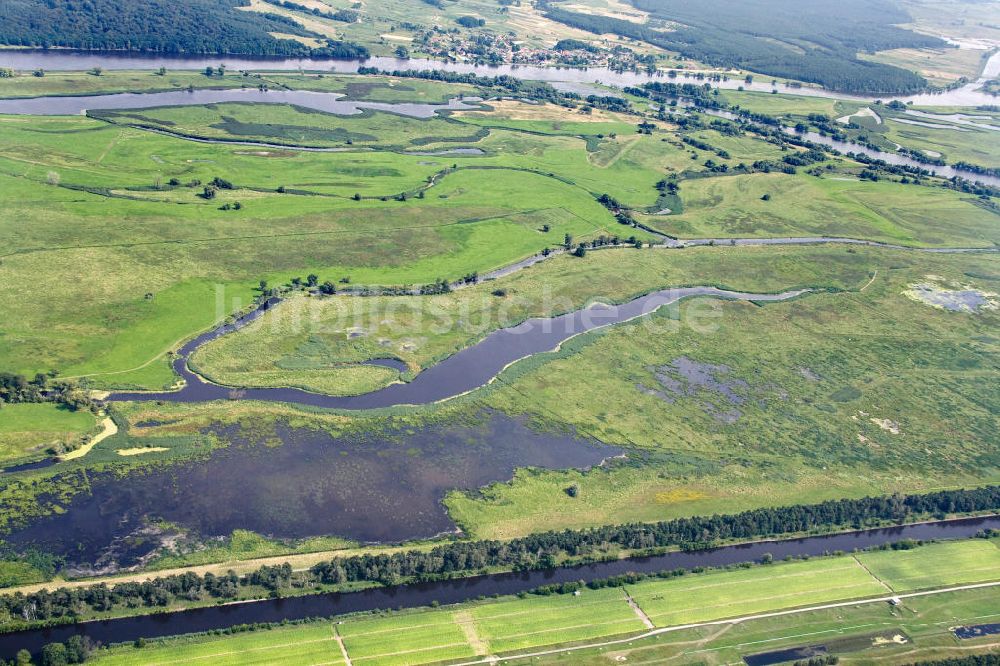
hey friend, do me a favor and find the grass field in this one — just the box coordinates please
[86,539,1000,665]
[470,586,645,653]
[625,558,887,627]
[450,248,1000,538]
[9,91,949,389]
[649,172,1000,247]
[858,539,1000,591]
[93,622,345,666]
[0,70,482,103]
[338,610,478,665]
[539,584,1000,665]
[0,106,655,386]
[0,403,96,466]
[190,244,876,394]
[881,108,1000,168]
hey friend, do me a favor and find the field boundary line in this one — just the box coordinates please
[624,589,654,629]
[448,580,1000,666]
[454,610,490,657]
[333,625,353,666]
[852,554,895,593]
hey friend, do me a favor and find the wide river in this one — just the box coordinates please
[2,49,999,107]
[0,515,997,658]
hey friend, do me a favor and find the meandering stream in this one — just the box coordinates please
[110,286,809,408]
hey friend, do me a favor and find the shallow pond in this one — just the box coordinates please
[3,412,616,570]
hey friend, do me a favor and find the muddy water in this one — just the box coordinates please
[3,412,616,569]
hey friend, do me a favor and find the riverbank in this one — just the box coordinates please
[2,49,999,107]
[1,516,997,659]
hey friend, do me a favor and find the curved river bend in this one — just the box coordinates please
[110,286,807,408]
[0,515,997,658]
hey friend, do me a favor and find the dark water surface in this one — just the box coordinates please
[3,413,615,567]
[1,516,997,659]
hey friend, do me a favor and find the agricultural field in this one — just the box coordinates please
[625,558,887,627]
[85,539,1000,665]
[339,610,478,665]
[92,622,345,666]
[469,586,645,653]
[858,539,1000,591]
[540,584,1000,665]
[862,45,992,85]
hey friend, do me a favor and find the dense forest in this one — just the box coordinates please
[0,0,368,58]
[540,0,941,93]
[1,485,997,628]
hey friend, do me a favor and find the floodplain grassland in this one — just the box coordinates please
[717,90,862,119]
[626,558,887,627]
[190,244,877,395]
[85,539,1000,666]
[0,103,655,387]
[0,403,96,466]
[858,539,1000,591]
[451,248,1000,538]
[881,108,1000,168]
[0,70,482,104]
[94,102,490,149]
[3,91,879,390]
[647,171,1000,247]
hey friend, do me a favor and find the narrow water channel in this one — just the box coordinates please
[110,287,808,408]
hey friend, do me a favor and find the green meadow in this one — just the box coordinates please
[452,247,1000,538]
[858,539,1000,591]
[649,171,1000,247]
[85,539,1000,665]
[0,104,658,386]
[0,70,481,103]
[3,90,991,390]
[626,558,886,627]
[190,244,880,395]
[0,403,96,466]
[541,584,1000,666]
